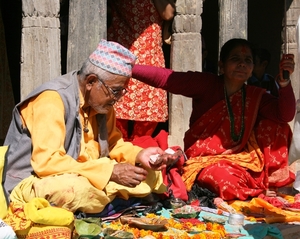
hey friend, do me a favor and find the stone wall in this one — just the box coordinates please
[168,0,202,148]
[67,0,106,72]
[21,0,61,100]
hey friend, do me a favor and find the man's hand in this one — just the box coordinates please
[136,147,183,171]
[110,163,148,187]
[135,147,165,170]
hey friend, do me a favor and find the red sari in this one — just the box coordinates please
[182,86,294,200]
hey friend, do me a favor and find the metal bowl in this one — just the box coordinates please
[170,198,186,209]
[228,213,245,225]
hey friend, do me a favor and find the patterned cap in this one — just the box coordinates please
[89,39,137,77]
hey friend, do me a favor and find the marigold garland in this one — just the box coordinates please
[103,213,226,239]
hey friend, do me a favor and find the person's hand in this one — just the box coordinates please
[110,163,148,187]
[135,147,165,170]
[277,53,295,87]
[264,187,277,197]
[154,149,183,168]
[136,147,183,171]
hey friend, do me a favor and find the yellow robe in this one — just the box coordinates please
[10,90,165,213]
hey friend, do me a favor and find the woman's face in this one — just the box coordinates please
[219,45,254,83]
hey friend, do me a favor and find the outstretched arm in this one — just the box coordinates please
[132,64,219,98]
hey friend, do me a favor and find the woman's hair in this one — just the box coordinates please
[219,38,254,62]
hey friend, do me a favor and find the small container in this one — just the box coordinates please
[170,198,186,209]
[228,213,245,225]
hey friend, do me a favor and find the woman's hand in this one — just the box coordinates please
[277,53,295,87]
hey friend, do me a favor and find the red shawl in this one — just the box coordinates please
[182,86,294,200]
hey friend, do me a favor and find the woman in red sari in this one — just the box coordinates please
[131,38,296,200]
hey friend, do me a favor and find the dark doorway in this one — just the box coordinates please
[0,0,22,104]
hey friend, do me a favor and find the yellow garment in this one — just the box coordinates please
[19,90,142,190]
[23,198,74,225]
[10,171,166,213]
[0,146,8,219]
[4,198,74,239]
[13,90,166,213]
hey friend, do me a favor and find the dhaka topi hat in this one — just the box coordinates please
[89,39,137,77]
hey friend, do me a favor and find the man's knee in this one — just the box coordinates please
[33,174,109,213]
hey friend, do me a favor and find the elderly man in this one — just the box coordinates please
[3,39,173,213]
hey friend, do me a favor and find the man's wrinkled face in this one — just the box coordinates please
[86,73,129,114]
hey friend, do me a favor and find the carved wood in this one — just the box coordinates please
[67,0,106,72]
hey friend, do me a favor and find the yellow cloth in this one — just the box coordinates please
[229,195,300,223]
[19,90,142,190]
[23,198,74,225]
[4,198,74,239]
[10,170,166,213]
[0,146,8,219]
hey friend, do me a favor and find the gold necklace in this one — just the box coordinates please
[224,85,246,142]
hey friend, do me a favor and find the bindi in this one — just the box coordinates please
[241,45,247,54]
